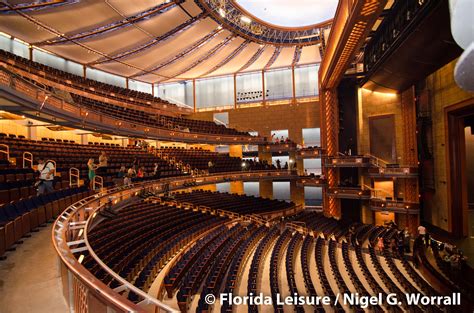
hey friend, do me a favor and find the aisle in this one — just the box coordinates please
[0,225,68,313]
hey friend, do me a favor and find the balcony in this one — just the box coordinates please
[296,147,326,158]
[369,198,420,214]
[296,176,327,187]
[325,155,371,168]
[260,142,297,153]
[328,187,371,199]
[368,166,418,178]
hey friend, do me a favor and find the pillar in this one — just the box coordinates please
[361,204,374,224]
[229,145,243,158]
[321,88,341,218]
[400,86,420,234]
[258,145,272,164]
[230,181,244,195]
[296,158,304,176]
[259,180,273,199]
[290,180,304,206]
[27,124,37,140]
[80,134,88,145]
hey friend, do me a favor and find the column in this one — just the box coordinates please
[259,180,273,199]
[193,79,196,112]
[229,145,243,158]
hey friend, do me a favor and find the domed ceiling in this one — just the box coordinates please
[0,0,336,83]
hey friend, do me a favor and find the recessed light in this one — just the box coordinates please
[219,8,226,18]
[241,16,251,24]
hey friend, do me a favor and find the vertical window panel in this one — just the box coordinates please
[295,64,319,97]
[236,71,263,103]
[195,75,234,109]
[265,67,292,100]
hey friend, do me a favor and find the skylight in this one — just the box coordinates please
[235,0,338,28]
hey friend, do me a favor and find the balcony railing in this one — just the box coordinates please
[325,155,372,167]
[296,147,326,158]
[327,187,371,199]
[369,198,420,214]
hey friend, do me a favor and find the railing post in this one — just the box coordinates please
[22,151,33,168]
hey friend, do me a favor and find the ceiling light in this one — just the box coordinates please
[219,8,226,18]
[241,16,251,24]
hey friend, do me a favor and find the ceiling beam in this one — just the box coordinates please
[89,12,208,65]
[0,0,76,14]
[129,27,223,79]
[236,44,266,73]
[33,0,183,46]
[291,46,303,67]
[2,2,172,81]
[199,40,250,77]
[264,46,282,70]
[157,35,236,83]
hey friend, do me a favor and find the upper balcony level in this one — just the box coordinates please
[0,67,264,145]
[0,50,191,116]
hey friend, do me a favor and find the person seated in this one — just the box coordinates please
[117,166,127,178]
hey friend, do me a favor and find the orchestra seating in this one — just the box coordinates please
[73,189,474,312]
[269,229,291,312]
[247,227,279,313]
[287,211,351,239]
[83,199,228,299]
[172,189,294,215]
[285,232,304,313]
[159,147,243,173]
[0,185,92,258]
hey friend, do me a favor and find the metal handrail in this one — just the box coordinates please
[23,151,33,168]
[69,167,80,187]
[53,170,296,313]
[0,143,9,162]
[93,175,104,191]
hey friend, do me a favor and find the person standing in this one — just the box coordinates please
[98,151,108,175]
[377,237,385,254]
[153,162,160,178]
[36,157,55,195]
[404,229,411,253]
[417,224,429,246]
[87,158,98,190]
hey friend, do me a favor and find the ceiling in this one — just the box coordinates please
[0,0,332,84]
